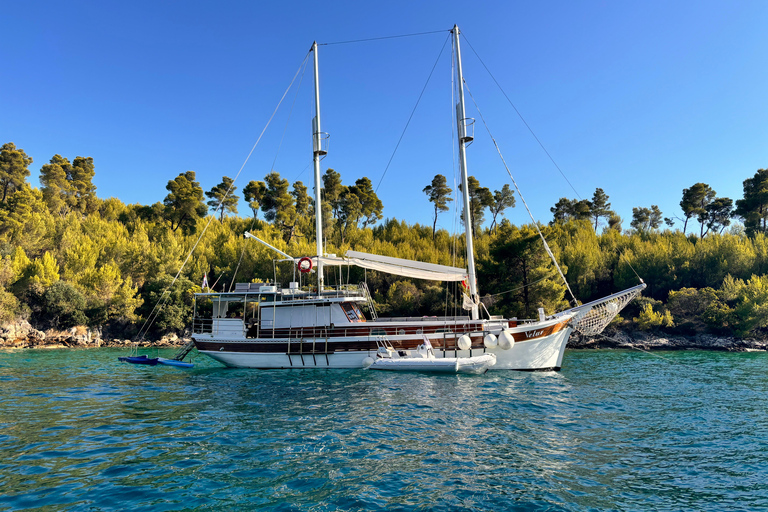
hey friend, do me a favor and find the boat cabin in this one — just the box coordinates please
[192,282,370,339]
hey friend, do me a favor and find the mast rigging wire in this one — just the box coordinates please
[320,29,449,46]
[462,79,579,306]
[460,33,582,200]
[374,33,451,193]
[134,51,311,340]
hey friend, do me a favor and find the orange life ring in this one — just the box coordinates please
[298,257,313,274]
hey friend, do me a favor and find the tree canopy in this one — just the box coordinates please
[4,140,768,341]
[206,176,239,222]
[163,171,207,234]
[423,174,453,239]
[0,143,32,204]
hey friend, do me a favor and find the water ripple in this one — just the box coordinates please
[0,348,767,510]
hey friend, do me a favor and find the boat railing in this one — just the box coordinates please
[375,315,470,323]
[282,284,367,301]
[193,318,213,334]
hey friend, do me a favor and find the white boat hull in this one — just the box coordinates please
[196,325,570,371]
[368,353,496,374]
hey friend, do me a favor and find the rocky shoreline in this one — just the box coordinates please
[2,320,766,352]
[0,321,186,350]
[568,329,768,351]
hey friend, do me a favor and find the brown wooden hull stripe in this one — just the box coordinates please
[195,319,571,354]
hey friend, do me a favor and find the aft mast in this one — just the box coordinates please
[453,25,479,320]
[311,41,325,293]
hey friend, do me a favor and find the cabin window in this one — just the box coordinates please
[370,328,387,336]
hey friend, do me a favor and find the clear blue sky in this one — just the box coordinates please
[2,1,767,232]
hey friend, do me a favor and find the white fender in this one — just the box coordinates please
[498,330,515,350]
[483,333,498,349]
[457,335,471,351]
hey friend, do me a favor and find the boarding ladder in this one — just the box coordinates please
[172,339,196,361]
[360,281,378,320]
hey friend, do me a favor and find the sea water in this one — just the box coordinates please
[0,348,767,511]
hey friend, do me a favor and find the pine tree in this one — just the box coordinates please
[590,188,612,231]
[680,183,716,235]
[631,205,662,233]
[40,154,75,215]
[70,156,97,214]
[350,177,383,228]
[481,223,567,318]
[488,184,515,233]
[206,176,239,222]
[261,172,296,242]
[163,171,207,234]
[458,176,492,232]
[243,180,266,218]
[423,174,453,240]
[735,169,768,236]
[0,142,33,203]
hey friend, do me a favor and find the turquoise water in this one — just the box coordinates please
[1,349,767,511]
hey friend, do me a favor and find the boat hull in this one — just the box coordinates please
[368,353,496,374]
[195,324,570,371]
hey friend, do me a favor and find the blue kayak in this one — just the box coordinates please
[158,358,194,368]
[118,355,159,365]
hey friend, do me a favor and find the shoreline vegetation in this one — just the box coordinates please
[3,142,768,350]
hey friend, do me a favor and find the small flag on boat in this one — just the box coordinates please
[202,273,209,291]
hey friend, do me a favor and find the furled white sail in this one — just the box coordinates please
[344,250,468,282]
[279,251,468,282]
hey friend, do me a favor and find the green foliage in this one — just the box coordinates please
[0,142,32,203]
[680,183,715,235]
[243,180,267,218]
[261,172,296,242]
[735,169,768,236]
[703,197,734,236]
[28,252,60,288]
[634,303,674,330]
[163,171,207,235]
[0,284,19,323]
[0,185,54,252]
[631,205,663,233]
[666,287,717,333]
[2,140,768,344]
[206,176,239,222]
[38,154,97,216]
[31,281,89,330]
[138,274,196,335]
[459,176,492,233]
[488,184,515,233]
[479,223,568,318]
[349,177,382,229]
[590,188,612,231]
[702,274,768,337]
[551,197,591,224]
[423,174,453,239]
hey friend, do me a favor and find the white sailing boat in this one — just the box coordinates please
[190,26,645,371]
